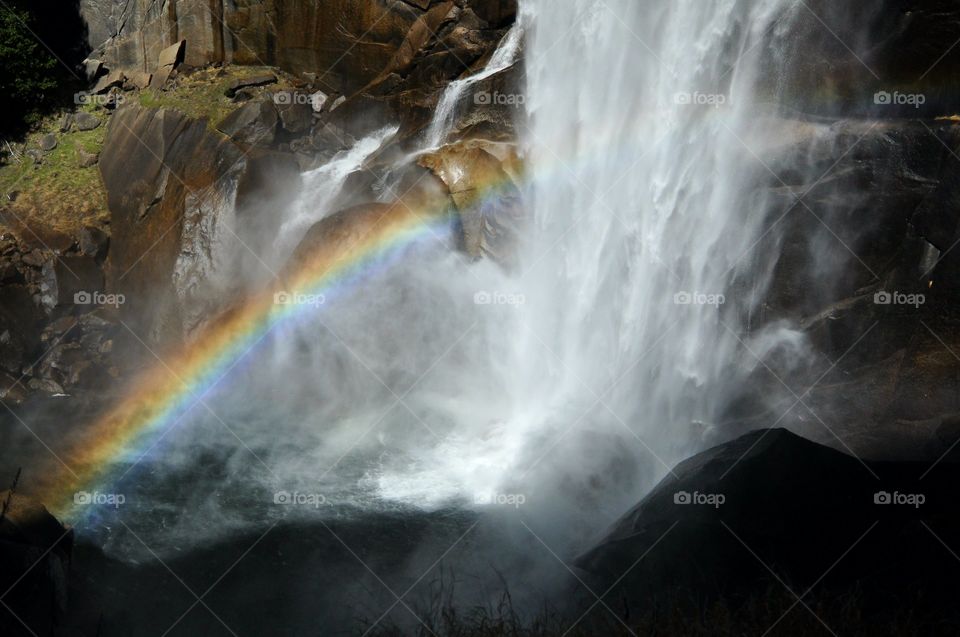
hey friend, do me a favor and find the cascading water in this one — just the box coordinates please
[424,23,525,149]
[271,125,399,261]
[62,0,819,560]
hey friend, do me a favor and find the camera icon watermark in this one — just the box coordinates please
[74,92,125,106]
[674,490,725,508]
[673,291,725,306]
[474,91,526,108]
[874,490,925,508]
[873,291,925,308]
[273,490,326,508]
[874,90,925,109]
[474,290,526,307]
[74,490,126,508]
[473,491,526,508]
[274,291,326,307]
[674,91,727,108]
[74,290,125,308]
[272,92,312,106]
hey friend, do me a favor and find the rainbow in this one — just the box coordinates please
[39,171,518,520]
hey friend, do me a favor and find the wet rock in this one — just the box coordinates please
[418,141,524,265]
[216,99,279,146]
[74,112,101,131]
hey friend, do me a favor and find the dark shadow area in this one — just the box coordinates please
[0,0,90,139]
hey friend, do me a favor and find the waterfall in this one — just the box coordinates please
[92,0,830,558]
[272,125,398,260]
[499,0,808,495]
[423,23,524,149]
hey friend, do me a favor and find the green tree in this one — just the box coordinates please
[0,2,60,131]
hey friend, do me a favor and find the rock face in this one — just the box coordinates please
[98,104,303,345]
[717,117,960,459]
[0,230,118,400]
[418,140,524,266]
[81,0,519,98]
[578,428,960,620]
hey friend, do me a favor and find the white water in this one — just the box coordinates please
[370,0,814,518]
[271,125,398,260]
[424,23,524,149]
[87,0,827,558]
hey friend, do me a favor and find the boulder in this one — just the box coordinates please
[92,69,125,94]
[274,92,314,134]
[418,141,524,265]
[216,99,279,146]
[578,428,960,617]
[149,39,185,90]
[39,134,57,152]
[82,58,103,82]
[77,149,99,168]
[74,112,101,131]
[224,74,277,98]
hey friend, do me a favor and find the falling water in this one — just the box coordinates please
[70,0,827,558]
[272,125,399,260]
[424,23,525,149]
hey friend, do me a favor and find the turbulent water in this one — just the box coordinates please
[71,0,826,564]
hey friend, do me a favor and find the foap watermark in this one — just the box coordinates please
[474,491,527,508]
[474,91,525,108]
[674,490,725,508]
[273,490,327,508]
[874,491,925,508]
[74,490,125,508]
[474,290,526,307]
[674,91,727,108]
[874,90,925,109]
[674,291,725,306]
[274,291,326,307]
[272,92,311,106]
[874,291,925,308]
[74,290,125,308]
[74,91,125,106]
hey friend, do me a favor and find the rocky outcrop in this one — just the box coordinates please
[578,428,960,621]
[81,0,518,99]
[418,140,524,266]
[714,117,960,459]
[0,230,118,401]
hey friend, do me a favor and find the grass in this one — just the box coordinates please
[362,580,950,637]
[138,65,297,128]
[0,64,298,237]
[0,101,108,235]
